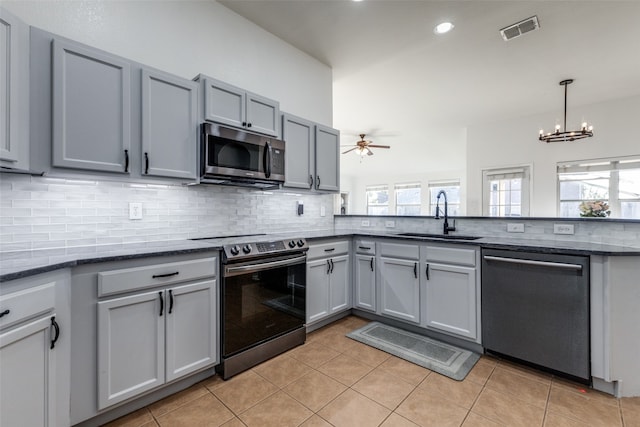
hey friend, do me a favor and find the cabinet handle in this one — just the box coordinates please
[247,122,252,128]
[330,259,334,273]
[159,291,164,316]
[168,290,174,314]
[50,316,60,350]
[0,309,10,318]
[414,262,417,279]
[124,149,129,173]
[324,248,335,252]
[264,142,272,178]
[326,259,331,274]
[309,175,314,189]
[426,264,430,280]
[144,152,149,174]
[242,121,247,127]
[152,271,179,279]
[316,175,320,189]
[359,246,371,250]
[370,257,374,271]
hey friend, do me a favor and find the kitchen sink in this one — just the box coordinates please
[395,232,481,241]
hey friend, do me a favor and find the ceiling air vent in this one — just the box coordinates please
[500,16,540,41]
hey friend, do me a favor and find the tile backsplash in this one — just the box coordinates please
[0,174,334,251]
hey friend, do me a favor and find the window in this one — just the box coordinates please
[366,185,389,215]
[395,183,421,215]
[558,157,640,218]
[482,166,530,217]
[428,181,460,216]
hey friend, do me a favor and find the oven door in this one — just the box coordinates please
[222,253,306,358]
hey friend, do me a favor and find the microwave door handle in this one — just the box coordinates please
[263,141,272,178]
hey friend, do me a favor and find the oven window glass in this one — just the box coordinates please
[223,261,306,356]
[208,136,262,172]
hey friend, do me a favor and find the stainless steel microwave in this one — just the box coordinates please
[200,123,285,188]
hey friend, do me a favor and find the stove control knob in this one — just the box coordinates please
[242,244,252,254]
[297,239,305,247]
[230,245,240,256]
[288,240,296,248]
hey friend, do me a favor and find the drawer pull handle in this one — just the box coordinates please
[50,317,60,350]
[152,271,180,279]
[168,290,174,314]
[0,309,10,318]
[159,291,164,317]
[482,255,583,271]
[324,248,335,252]
[359,246,371,250]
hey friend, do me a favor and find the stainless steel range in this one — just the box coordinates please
[217,237,308,379]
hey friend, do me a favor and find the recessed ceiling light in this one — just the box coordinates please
[434,22,454,34]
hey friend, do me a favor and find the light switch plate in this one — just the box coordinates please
[507,223,525,233]
[361,220,370,227]
[385,220,396,228]
[129,202,142,220]
[554,223,575,235]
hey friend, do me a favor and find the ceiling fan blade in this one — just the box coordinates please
[366,148,374,156]
[342,147,358,154]
[367,144,391,149]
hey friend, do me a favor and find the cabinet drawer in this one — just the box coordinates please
[425,245,477,267]
[98,257,217,297]
[0,282,56,330]
[307,240,349,260]
[379,242,419,260]
[355,240,375,255]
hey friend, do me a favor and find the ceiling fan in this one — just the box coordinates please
[341,134,390,156]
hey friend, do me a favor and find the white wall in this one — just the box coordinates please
[466,95,640,216]
[2,0,333,125]
[340,126,467,215]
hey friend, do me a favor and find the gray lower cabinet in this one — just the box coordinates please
[0,7,30,170]
[306,240,351,325]
[282,112,340,192]
[0,270,70,427]
[378,242,420,324]
[353,239,376,312]
[141,68,198,179]
[52,38,131,173]
[423,244,479,341]
[196,75,280,137]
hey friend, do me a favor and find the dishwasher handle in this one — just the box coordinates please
[483,255,583,271]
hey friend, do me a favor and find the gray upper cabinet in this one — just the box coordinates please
[315,124,340,192]
[198,75,280,137]
[282,113,340,193]
[141,68,198,179]
[0,8,29,170]
[282,113,313,189]
[52,38,131,173]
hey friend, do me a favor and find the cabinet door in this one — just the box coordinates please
[141,68,198,179]
[246,92,280,137]
[425,263,477,339]
[314,124,340,192]
[203,78,245,129]
[0,316,55,427]
[52,39,131,173]
[97,290,165,409]
[354,254,376,312]
[282,113,313,189]
[306,258,330,323]
[165,280,217,382]
[329,255,350,314]
[379,257,420,324]
[0,8,29,167]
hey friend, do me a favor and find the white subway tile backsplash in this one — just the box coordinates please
[0,175,334,251]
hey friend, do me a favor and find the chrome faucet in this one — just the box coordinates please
[435,190,456,235]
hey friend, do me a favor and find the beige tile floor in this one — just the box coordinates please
[105,316,640,427]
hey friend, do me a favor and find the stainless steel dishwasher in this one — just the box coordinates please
[481,249,590,381]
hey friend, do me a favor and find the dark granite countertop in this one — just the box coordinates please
[2,229,639,282]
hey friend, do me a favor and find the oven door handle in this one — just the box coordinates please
[225,254,307,276]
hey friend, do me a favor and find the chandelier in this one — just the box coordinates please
[539,79,593,143]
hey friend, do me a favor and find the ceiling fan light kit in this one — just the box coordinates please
[539,79,594,143]
[341,133,391,157]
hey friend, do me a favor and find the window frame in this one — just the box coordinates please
[482,165,531,217]
[428,181,461,217]
[365,185,389,216]
[394,183,422,216]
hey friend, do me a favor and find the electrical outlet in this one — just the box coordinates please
[320,205,326,217]
[361,220,370,227]
[507,223,525,233]
[385,220,396,228]
[129,202,143,220]
[554,223,574,235]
